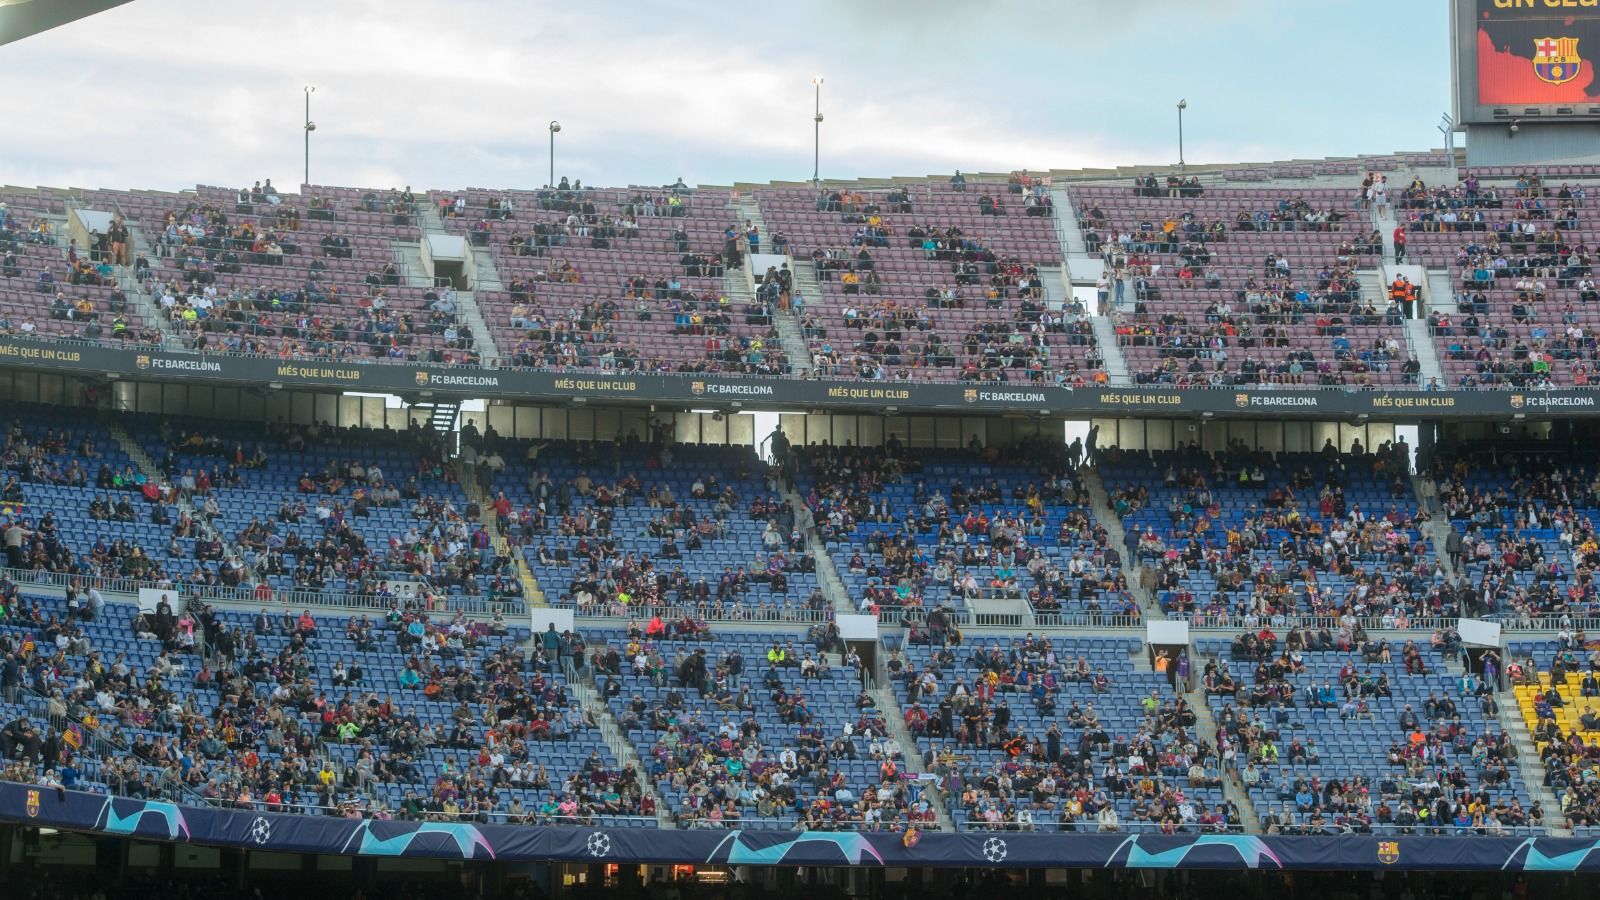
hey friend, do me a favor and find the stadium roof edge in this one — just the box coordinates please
[715,147,1465,194]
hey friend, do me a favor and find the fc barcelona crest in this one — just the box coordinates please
[1534,37,1583,86]
[414,371,432,386]
[1376,840,1399,865]
[25,789,39,818]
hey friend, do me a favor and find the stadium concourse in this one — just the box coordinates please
[6,160,1600,900]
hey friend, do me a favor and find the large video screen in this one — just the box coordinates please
[1456,0,1600,122]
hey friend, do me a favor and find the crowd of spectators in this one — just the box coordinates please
[1108,439,1448,625]
[801,437,1135,622]
[899,635,1240,833]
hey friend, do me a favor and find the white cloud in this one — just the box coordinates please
[0,0,1446,194]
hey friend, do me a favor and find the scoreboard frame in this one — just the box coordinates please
[1452,0,1600,125]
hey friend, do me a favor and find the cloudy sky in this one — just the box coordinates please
[1,0,1450,193]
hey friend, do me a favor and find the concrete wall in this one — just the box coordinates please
[1464,122,1600,168]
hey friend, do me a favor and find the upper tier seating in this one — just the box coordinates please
[432,185,792,376]
[1067,183,1407,387]
[757,177,1104,384]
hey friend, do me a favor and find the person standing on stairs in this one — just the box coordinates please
[1393,225,1407,264]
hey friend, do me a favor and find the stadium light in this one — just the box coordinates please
[303,86,316,187]
[1437,112,1454,158]
[812,76,825,188]
[1176,99,1187,170]
[549,120,561,189]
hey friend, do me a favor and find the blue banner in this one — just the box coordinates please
[7,784,1600,872]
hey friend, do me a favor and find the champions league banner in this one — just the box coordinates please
[0,335,1596,420]
[9,784,1600,872]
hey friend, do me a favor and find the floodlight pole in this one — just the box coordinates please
[812,76,824,188]
[303,86,315,186]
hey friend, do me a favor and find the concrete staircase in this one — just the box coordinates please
[783,488,855,615]
[1188,689,1260,833]
[1411,472,1461,586]
[870,684,957,832]
[1500,706,1569,836]
[773,307,813,375]
[790,260,825,371]
[61,201,178,346]
[105,419,253,583]
[1082,465,1161,619]
[1375,206,1399,262]
[1404,319,1443,389]
[119,222,180,344]
[722,265,812,376]
[414,203,502,365]
[455,460,544,606]
[469,248,505,293]
[1355,267,1387,313]
[732,194,769,250]
[1047,187,1092,266]
[421,204,447,235]
[1089,315,1132,386]
[1040,263,1072,310]
[456,290,502,366]
[1425,268,1460,314]
[389,240,433,289]
[792,258,822,312]
[567,673,675,828]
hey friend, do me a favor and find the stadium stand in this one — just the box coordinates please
[480,435,826,621]
[430,184,795,376]
[1066,182,1407,387]
[1432,444,1600,621]
[891,634,1237,833]
[76,182,479,364]
[1507,637,1600,833]
[797,438,1138,626]
[1403,169,1600,388]
[0,583,658,826]
[0,189,162,345]
[587,625,936,831]
[755,177,1103,384]
[1100,440,1445,623]
[1199,630,1537,834]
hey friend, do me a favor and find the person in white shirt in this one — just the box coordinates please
[1097,805,1120,832]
